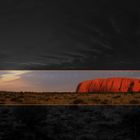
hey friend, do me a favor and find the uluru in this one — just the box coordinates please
[76,77,140,93]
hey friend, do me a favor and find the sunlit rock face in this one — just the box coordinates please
[76,78,140,93]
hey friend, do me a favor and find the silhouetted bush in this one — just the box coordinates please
[73,99,86,104]
[13,106,48,125]
[121,111,140,139]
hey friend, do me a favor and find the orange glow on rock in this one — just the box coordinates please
[77,77,140,93]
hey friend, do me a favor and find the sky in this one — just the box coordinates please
[0,0,140,69]
[0,70,140,92]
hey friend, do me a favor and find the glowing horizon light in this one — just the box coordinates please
[0,70,30,82]
[0,70,140,92]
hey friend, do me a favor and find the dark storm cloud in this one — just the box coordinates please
[0,0,140,69]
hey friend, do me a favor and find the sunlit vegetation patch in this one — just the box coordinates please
[0,91,140,105]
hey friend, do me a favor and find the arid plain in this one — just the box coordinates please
[0,92,140,105]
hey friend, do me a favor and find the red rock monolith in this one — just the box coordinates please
[76,77,140,93]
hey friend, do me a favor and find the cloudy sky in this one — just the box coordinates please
[0,70,140,92]
[0,0,140,69]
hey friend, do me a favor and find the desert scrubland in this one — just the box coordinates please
[0,92,140,105]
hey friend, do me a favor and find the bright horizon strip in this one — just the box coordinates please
[0,70,30,82]
[0,70,140,92]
